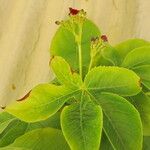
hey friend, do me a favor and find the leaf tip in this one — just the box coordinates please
[49,55,55,65]
[17,90,31,102]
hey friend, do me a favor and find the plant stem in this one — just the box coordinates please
[88,58,93,72]
[78,42,82,78]
[77,25,83,79]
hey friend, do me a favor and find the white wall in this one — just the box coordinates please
[0,0,150,108]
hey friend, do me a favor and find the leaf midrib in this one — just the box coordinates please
[79,93,86,150]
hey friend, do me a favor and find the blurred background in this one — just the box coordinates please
[0,0,150,108]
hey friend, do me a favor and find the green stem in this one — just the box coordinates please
[88,58,93,72]
[78,42,82,78]
[77,25,83,79]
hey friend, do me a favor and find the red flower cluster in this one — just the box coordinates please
[69,7,80,15]
[101,35,108,42]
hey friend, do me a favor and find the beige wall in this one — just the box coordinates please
[0,0,150,108]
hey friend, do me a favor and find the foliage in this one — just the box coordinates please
[0,8,150,150]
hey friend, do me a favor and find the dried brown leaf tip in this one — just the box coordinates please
[1,106,6,109]
[17,90,31,102]
[49,55,55,65]
[138,78,142,88]
[70,67,76,74]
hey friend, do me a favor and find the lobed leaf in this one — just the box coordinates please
[5,84,79,122]
[84,66,141,96]
[61,93,103,150]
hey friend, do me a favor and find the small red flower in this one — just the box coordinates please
[101,35,108,42]
[69,7,80,15]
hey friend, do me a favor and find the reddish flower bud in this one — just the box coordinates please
[69,7,80,15]
[101,35,108,42]
[55,21,61,25]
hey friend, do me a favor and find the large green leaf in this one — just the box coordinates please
[92,92,143,150]
[143,136,150,150]
[133,65,150,90]
[84,66,141,96]
[115,39,150,63]
[3,128,70,150]
[50,19,100,70]
[61,93,103,150]
[5,84,79,122]
[122,46,150,69]
[129,92,150,136]
[0,112,61,147]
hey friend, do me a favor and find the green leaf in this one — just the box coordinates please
[129,92,150,136]
[143,136,150,150]
[5,84,79,122]
[115,39,150,63]
[4,128,70,150]
[50,19,100,70]
[50,56,73,86]
[122,46,150,69]
[101,45,121,66]
[0,120,28,147]
[100,132,114,150]
[0,147,30,150]
[92,44,121,67]
[50,77,61,85]
[84,66,141,96]
[61,93,103,150]
[0,112,61,147]
[25,111,61,131]
[133,65,150,90]
[50,56,82,88]
[0,112,15,134]
[92,92,143,150]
